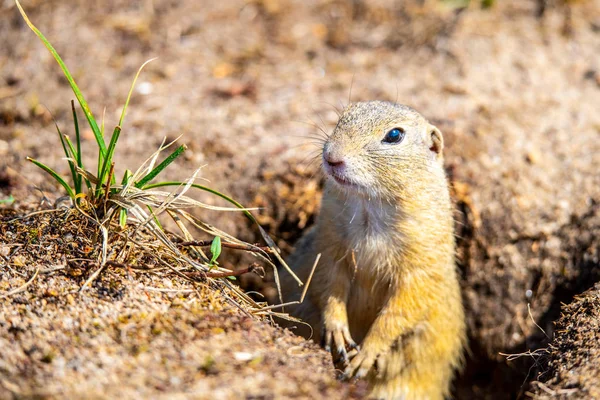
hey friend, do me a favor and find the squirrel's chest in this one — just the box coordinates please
[345,196,399,232]
[340,200,406,274]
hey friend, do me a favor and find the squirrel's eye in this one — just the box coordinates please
[382,128,405,144]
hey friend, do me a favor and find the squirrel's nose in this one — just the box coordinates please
[325,156,345,168]
[323,143,346,169]
[323,148,345,168]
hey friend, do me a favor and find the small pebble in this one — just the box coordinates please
[233,352,254,362]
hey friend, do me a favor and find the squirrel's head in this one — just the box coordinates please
[322,101,445,199]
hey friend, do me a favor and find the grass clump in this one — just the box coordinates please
[13,0,303,314]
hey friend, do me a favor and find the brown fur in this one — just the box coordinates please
[279,101,466,399]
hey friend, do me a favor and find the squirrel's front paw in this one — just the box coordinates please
[321,321,357,364]
[343,346,383,380]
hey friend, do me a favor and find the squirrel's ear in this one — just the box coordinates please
[428,125,444,159]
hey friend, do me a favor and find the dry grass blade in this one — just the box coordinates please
[166,209,209,262]
[174,209,286,297]
[257,253,320,312]
[178,240,274,254]
[129,136,180,184]
[0,267,40,299]
[80,262,107,292]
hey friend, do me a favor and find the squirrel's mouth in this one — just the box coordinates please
[332,174,352,186]
[328,172,360,189]
[322,157,361,189]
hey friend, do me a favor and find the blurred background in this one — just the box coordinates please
[1,0,600,398]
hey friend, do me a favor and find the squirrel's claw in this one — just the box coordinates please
[342,329,357,350]
[346,347,359,360]
[336,346,348,363]
[333,328,349,362]
[322,322,357,365]
[343,348,378,380]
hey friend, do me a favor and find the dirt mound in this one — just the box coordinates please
[0,209,365,399]
[528,284,600,399]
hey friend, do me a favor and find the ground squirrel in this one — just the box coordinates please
[279,101,466,399]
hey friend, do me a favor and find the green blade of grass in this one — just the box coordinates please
[135,144,187,188]
[27,157,75,199]
[62,133,77,159]
[119,208,128,228]
[121,169,133,186]
[63,135,91,193]
[146,205,162,230]
[119,57,157,127]
[15,0,106,157]
[121,169,133,190]
[71,100,83,193]
[97,125,121,194]
[53,122,79,193]
[209,236,222,267]
[118,170,133,228]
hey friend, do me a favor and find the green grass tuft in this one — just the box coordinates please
[15,0,303,306]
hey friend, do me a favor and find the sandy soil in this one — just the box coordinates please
[0,208,366,400]
[2,0,600,398]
